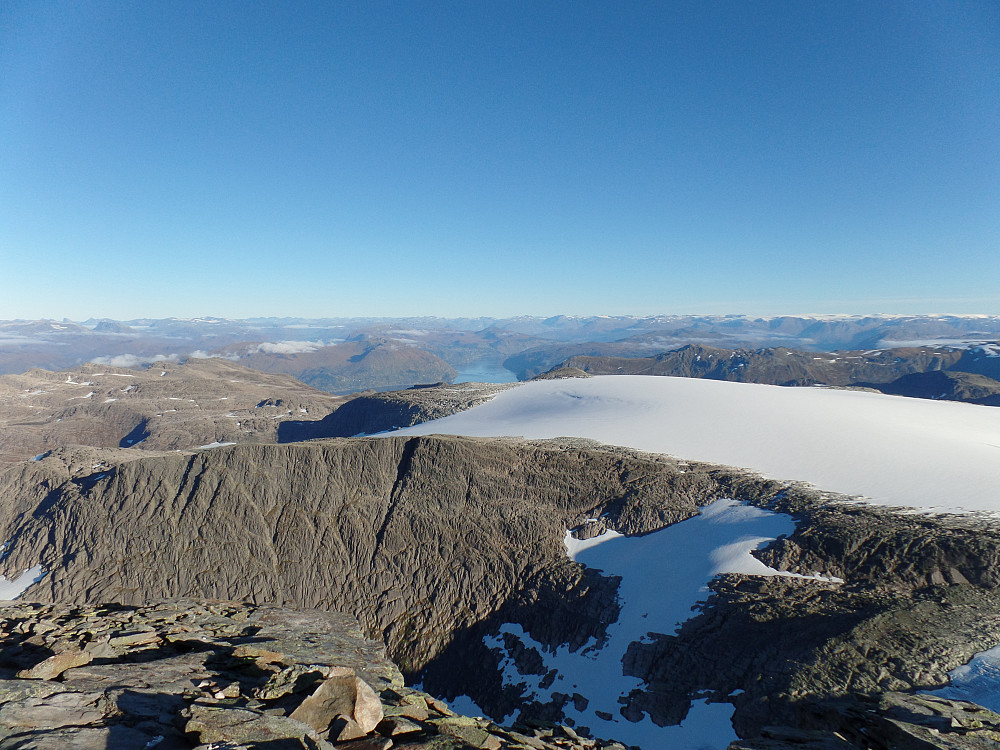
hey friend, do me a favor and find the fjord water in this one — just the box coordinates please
[453,359,519,384]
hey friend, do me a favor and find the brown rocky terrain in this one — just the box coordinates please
[2,597,995,750]
[0,359,347,463]
[0,437,709,675]
[3,436,1000,747]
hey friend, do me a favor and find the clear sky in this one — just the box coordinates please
[1,1,997,320]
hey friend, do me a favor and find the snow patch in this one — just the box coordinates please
[196,442,237,450]
[929,645,1000,713]
[563,527,624,560]
[482,499,827,749]
[0,540,45,600]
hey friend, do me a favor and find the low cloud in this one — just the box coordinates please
[0,336,48,348]
[91,353,179,368]
[253,341,324,355]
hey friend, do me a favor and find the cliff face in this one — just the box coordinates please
[0,436,714,676]
[4,436,1000,748]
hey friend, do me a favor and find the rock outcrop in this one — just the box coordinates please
[0,436,716,676]
[0,598,632,749]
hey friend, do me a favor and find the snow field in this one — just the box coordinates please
[393,376,1000,514]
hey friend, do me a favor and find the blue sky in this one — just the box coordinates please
[1,1,997,319]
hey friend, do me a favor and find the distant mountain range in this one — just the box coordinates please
[542,343,1000,405]
[2,315,999,401]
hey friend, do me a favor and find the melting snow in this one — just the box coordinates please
[563,526,625,560]
[930,645,1000,713]
[195,442,237,449]
[485,500,819,749]
[0,540,45,599]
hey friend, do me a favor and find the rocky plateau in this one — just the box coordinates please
[0,359,347,463]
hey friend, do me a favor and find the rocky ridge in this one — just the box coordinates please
[873,369,1000,405]
[0,598,632,749]
[5,436,1000,747]
[552,344,962,386]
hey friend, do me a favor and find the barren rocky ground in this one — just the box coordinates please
[3,434,1000,747]
[0,359,347,463]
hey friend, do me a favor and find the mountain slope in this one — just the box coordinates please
[211,338,458,393]
[551,343,963,386]
[0,358,346,462]
[873,369,1000,405]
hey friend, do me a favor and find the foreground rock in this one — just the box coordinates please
[730,692,1000,749]
[0,598,631,749]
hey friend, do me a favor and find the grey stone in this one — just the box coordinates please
[185,703,331,749]
[0,690,106,729]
